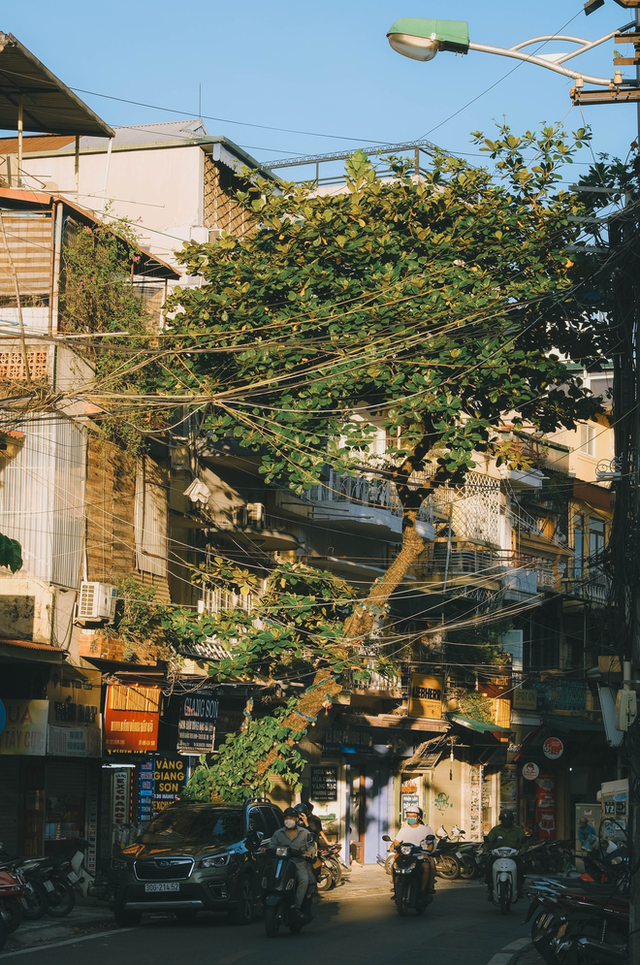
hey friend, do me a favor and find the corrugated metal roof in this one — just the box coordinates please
[178,638,230,662]
[0,33,113,137]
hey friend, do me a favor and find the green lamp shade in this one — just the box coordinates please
[387,18,470,61]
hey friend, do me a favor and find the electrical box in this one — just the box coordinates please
[77,582,117,622]
[614,689,637,731]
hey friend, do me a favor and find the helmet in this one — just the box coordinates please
[499,809,514,826]
[294,803,309,815]
[405,806,423,820]
[283,807,298,819]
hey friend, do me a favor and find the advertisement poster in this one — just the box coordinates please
[500,763,518,814]
[104,684,160,754]
[0,699,48,756]
[408,674,443,719]
[535,773,557,839]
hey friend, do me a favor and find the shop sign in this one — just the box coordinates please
[48,724,102,757]
[401,793,420,820]
[535,773,557,839]
[522,762,540,781]
[408,674,443,720]
[324,726,373,752]
[177,690,218,755]
[543,737,564,760]
[311,766,338,802]
[111,768,131,826]
[104,685,160,754]
[152,757,187,814]
[0,699,48,756]
[513,689,538,711]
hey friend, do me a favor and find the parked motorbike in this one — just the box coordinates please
[432,838,462,880]
[527,889,628,965]
[487,845,520,914]
[262,846,314,937]
[0,864,26,936]
[382,834,434,917]
[316,843,343,891]
[435,826,481,879]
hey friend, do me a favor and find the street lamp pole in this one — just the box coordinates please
[388,8,640,962]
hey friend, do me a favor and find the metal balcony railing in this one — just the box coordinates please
[303,469,433,521]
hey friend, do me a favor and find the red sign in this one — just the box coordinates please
[543,737,564,760]
[104,685,160,754]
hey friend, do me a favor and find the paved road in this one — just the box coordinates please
[1,877,533,965]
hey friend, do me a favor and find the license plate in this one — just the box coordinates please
[144,882,180,893]
[456,851,462,858]
[67,872,79,884]
[43,880,55,893]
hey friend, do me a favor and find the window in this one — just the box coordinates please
[259,806,283,839]
[574,514,584,578]
[579,424,596,458]
[589,518,606,560]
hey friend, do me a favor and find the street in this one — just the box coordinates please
[1,877,532,965]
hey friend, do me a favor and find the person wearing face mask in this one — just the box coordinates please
[268,807,316,919]
[390,806,436,899]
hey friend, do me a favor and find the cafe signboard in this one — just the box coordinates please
[408,674,443,719]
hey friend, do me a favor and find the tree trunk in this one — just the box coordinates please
[257,508,427,778]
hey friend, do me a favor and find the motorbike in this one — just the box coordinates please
[316,843,343,891]
[435,826,481,879]
[262,846,314,937]
[487,845,520,914]
[527,890,628,965]
[382,834,435,917]
[0,863,26,938]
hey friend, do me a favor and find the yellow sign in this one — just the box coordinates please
[408,674,443,719]
[0,699,48,755]
[513,689,538,711]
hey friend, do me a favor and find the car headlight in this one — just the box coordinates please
[110,858,128,871]
[201,853,231,868]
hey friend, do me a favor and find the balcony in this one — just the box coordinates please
[562,561,610,606]
[303,470,434,539]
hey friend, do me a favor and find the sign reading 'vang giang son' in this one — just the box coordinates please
[408,674,444,719]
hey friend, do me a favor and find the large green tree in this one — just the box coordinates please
[127,127,607,794]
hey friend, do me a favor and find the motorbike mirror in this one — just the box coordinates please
[382,835,392,842]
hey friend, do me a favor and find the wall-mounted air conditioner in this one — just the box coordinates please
[246,502,265,527]
[76,582,117,623]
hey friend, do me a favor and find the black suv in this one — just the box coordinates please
[109,799,283,926]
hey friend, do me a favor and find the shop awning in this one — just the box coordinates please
[448,713,511,735]
[0,638,65,663]
[540,714,604,733]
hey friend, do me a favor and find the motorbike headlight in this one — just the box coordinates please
[201,853,231,868]
[110,858,128,871]
[276,848,288,856]
[401,845,412,855]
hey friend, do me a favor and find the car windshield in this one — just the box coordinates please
[139,807,243,846]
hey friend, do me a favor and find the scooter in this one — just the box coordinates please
[262,846,314,937]
[383,834,435,917]
[0,864,26,939]
[488,846,519,914]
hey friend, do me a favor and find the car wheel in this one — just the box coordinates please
[114,908,142,928]
[230,876,254,925]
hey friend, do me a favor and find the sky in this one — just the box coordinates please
[5,1,640,181]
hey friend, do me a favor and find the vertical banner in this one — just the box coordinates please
[535,772,557,839]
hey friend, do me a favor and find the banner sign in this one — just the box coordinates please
[311,766,338,802]
[0,699,48,755]
[177,690,218,755]
[408,674,443,719]
[48,723,102,757]
[104,685,160,754]
[152,757,187,814]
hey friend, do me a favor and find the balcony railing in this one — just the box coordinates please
[303,470,433,522]
[562,561,610,605]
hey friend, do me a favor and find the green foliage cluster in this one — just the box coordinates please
[181,698,308,803]
[164,125,603,503]
[60,217,163,455]
[0,532,22,572]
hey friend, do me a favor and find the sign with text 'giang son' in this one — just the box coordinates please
[177,690,219,755]
[408,674,444,720]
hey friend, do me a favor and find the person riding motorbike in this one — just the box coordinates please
[483,809,527,899]
[390,806,436,899]
[268,807,316,919]
[295,803,332,847]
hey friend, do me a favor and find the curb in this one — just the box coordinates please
[486,938,533,965]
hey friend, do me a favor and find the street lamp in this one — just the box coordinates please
[386,16,640,100]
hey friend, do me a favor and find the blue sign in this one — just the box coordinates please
[0,699,5,737]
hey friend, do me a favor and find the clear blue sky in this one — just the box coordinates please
[6,1,639,178]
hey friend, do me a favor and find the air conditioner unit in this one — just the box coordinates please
[77,582,117,622]
[246,502,265,527]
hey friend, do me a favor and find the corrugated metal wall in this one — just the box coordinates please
[0,412,85,587]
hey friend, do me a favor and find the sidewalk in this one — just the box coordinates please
[2,902,115,955]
